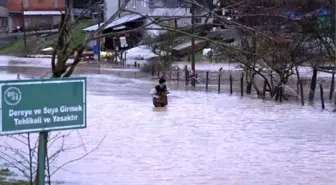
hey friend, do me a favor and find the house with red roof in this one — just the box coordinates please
[7,0,65,32]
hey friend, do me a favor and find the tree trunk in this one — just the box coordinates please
[245,70,253,94]
[274,86,280,101]
[295,66,301,100]
[246,73,256,94]
[161,57,169,78]
[246,82,252,94]
[270,85,279,100]
[251,79,262,97]
[309,67,318,101]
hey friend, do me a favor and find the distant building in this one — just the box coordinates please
[83,0,213,51]
[67,0,103,18]
[7,0,65,32]
[104,0,212,26]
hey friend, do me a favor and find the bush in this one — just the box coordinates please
[141,60,181,77]
[0,168,29,185]
[141,60,162,73]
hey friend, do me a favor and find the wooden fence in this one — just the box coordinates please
[87,60,335,111]
[149,67,336,111]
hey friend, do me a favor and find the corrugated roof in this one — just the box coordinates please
[23,11,65,15]
[83,13,143,32]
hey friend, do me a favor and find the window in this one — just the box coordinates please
[54,0,58,8]
[24,0,29,8]
[166,0,178,8]
[177,0,191,8]
[119,36,128,48]
[149,0,165,8]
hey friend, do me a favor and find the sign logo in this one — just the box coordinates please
[4,87,22,106]
[0,78,86,135]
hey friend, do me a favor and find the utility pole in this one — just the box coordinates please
[68,0,74,22]
[191,1,196,87]
[330,0,335,41]
[118,0,121,17]
[94,3,102,62]
[21,2,27,48]
[97,10,101,62]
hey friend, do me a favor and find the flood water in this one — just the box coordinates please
[0,57,335,185]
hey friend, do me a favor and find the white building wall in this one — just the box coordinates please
[104,0,210,25]
[104,0,119,21]
[104,0,212,37]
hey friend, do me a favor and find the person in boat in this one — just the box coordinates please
[150,77,170,107]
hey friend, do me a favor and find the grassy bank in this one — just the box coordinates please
[0,169,28,185]
[0,21,95,57]
[0,40,28,57]
[69,21,95,49]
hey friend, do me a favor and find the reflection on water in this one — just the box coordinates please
[0,62,335,185]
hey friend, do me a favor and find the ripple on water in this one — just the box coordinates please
[48,89,336,185]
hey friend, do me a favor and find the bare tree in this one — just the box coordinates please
[143,23,181,77]
[3,0,335,183]
[0,131,105,185]
[300,9,336,101]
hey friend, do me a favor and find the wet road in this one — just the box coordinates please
[0,57,335,185]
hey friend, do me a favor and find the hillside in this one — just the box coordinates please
[0,21,95,57]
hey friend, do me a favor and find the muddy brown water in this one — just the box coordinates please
[0,58,335,185]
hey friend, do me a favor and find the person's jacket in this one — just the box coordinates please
[150,85,170,98]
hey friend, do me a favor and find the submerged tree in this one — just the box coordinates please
[144,24,180,77]
[300,9,336,101]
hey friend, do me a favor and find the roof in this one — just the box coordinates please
[83,13,143,32]
[23,11,65,15]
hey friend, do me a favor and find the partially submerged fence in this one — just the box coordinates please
[83,60,335,111]
[151,68,336,111]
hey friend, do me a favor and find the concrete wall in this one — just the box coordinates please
[0,35,23,45]
[0,17,8,32]
[104,0,118,21]
[0,6,7,17]
[0,6,8,32]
